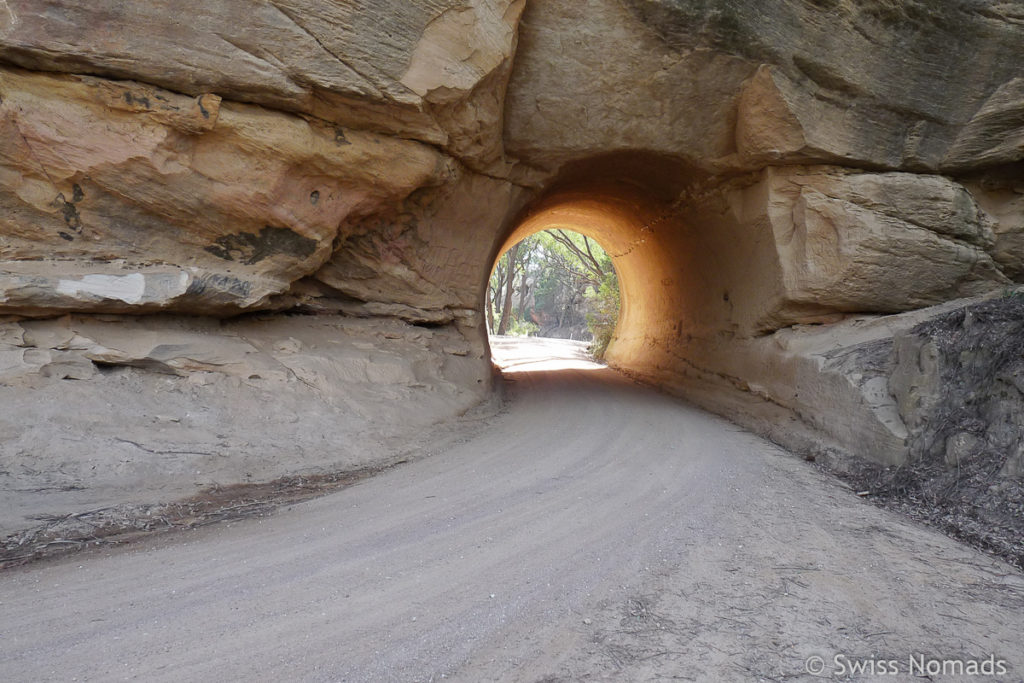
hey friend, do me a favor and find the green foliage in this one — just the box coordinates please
[488,229,620,358]
[507,319,540,337]
[1002,286,1024,301]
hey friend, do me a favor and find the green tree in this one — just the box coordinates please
[488,230,619,357]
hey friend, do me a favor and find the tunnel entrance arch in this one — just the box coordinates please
[482,153,722,378]
[474,149,999,472]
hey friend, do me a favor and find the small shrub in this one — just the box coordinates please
[508,319,539,337]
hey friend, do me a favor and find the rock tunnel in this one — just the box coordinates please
[484,143,1020,471]
[489,154,693,370]
[2,0,1024,530]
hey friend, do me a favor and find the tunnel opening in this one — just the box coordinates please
[486,227,621,373]
[487,229,621,351]
[485,151,708,378]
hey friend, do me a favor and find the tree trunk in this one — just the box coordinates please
[486,285,496,333]
[517,250,531,322]
[490,259,506,333]
[496,244,519,335]
[518,280,530,322]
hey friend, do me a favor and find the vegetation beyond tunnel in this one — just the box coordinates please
[491,170,690,376]
[487,230,620,358]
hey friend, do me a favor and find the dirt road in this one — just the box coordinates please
[2,338,1023,681]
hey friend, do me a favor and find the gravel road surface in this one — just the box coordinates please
[2,338,1023,682]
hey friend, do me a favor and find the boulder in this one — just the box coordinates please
[682,167,1008,334]
[767,172,1005,321]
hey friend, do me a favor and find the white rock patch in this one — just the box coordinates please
[57,273,147,304]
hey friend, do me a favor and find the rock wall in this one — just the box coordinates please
[892,295,1024,476]
[0,0,525,170]
[1,0,1023,529]
[505,0,1024,174]
[496,0,1024,476]
[0,313,488,535]
[3,1,1021,329]
[621,291,1024,468]
[676,166,1007,335]
[0,67,448,315]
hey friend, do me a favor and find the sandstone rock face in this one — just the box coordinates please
[311,167,525,326]
[0,67,443,315]
[966,180,1024,281]
[2,0,1021,328]
[0,0,524,169]
[676,167,1007,335]
[507,0,1024,173]
[944,78,1024,171]
[503,0,754,175]
[1,0,1023,501]
[0,313,490,535]
[762,168,1006,324]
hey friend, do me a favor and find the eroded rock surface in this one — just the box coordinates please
[891,296,1024,474]
[624,291,1024,470]
[0,67,444,315]
[311,167,525,325]
[967,179,1024,281]
[0,313,490,536]
[675,166,1007,335]
[507,0,1024,173]
[2,1,1021,329]
[0,0,524,169]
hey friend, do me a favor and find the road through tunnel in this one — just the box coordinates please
[479,152,1018,471]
